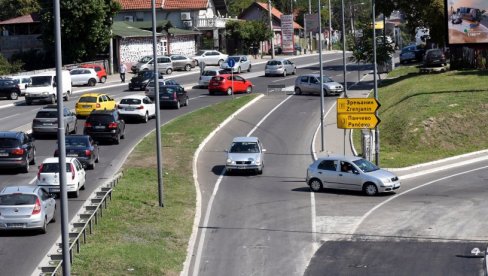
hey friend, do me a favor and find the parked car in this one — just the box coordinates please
[198,68,228,88]
[128,70,163,91]
[220,56,252,73]
[170,54,196,71]
[192,50,228,66]
[294,74,343,96]
[70,68,99,86]
[144,79,179,100]
[423,48,447,67]
[131,55,173,75]
[75,93,117,117]
[6,75,31,95]
[306,155,401,195]
[79,64,107,83]
[0,78,21,100]
[83,109,125,144]
[264,58,297,77]
[0,185,56,233]
[117,95,156,122]
[225,136,266,174]
[268,46,283,55]
[400,45,425,63]
[54,135,99,170]
[32,105,77,137]
[37,157,86,198]
[208,74,253,95]
[158,85,189,109]
[0,131,36,173]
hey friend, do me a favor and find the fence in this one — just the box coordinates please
[36,172,123,276]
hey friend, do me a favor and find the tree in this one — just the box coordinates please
[39,0,120,64]
[225,20,273,55]
[0,0,40,21]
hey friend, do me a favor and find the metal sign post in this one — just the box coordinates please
[228,58,235,99]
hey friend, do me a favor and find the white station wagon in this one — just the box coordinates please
[36,157,86,198]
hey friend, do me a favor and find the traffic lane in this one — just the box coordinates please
[195,94,324,275]
[305,240,485,276]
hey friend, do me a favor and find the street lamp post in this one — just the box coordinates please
[268,0,275,59]
[372,0,380,165]
[319,0,325,151]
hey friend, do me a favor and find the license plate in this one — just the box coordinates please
[50,188,60,193]
[0,153,8,157]
[43,123,53,125]
[94,126,105,129]
[83,105,91,108]
[125,107,135,111]
[7,223,25,228]
[161,96,169,99]
[67,154,78,157]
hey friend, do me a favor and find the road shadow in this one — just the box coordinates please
[292,186,396,197]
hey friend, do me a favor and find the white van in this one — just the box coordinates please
[130,55,173,75]
[24,70,72,105]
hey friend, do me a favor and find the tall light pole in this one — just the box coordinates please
[151,0,164,207]
[372,0,379,165]
[341,0,347,98]
[319,0,325,151]
[308,0,312,53]
[268,0,275,59]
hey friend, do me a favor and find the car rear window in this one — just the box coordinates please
[36,111,57,118]
[40,163,71,173]
[267,60,281,66]
[0,194,37,205]
[65,137,88,147]
[120,98,142,105]
[86,114,114,124]
[0,80,15,86]
[160,87,177,95]
[0,138,20,148]
[202,71,217,76]
[428,50,443,58]
[79,96,97,103]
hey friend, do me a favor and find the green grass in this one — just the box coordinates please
[354,65,488,167]
[71,95,258,276]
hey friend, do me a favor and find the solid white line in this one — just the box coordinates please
[350,165,488,235]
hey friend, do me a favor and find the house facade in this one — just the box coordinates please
[0,14,42,59]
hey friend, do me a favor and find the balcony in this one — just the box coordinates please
[195,17,239,30]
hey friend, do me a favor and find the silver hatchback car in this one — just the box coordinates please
[294,74,343,96]
[0,185,56,233]
[220,56,252,73]
[264,58,296,77]
[225,137,266,175]
[306,155,400,196]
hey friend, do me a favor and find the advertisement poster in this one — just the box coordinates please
[446,0,488,44]
[304,13,319,34]
[281,14,295,53]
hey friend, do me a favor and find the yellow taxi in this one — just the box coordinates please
[75,93,116,117]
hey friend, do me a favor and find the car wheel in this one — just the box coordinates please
[71,123,77,134]
[50,209,56,223]
[209,90,214,95]
[225,168,232,175]
[175,100,181,109]
[226,88,232,95]
[40,218,47,234]
[185,97,189,106]
[72,188,79,198]
[292,67,297,75]
[185,64,191,71]
[247,65,251,72]
[95,151,100,163]
[114,134,120,145]
[265,73,269,77]
[166,68,173,75]
[363,183,378,196]
[50,95,56,104]
[283,70,287,77]
[237,67,241,74]
[143,112,149,123]
[121,129,125,139]
[309,178,323,192]
[100,76,107,83]
[9,91,18,100]
[29,149,36,165]
[246,86,252,94]
[218,59,224,66]
[88,79,97,86]
[89,162,95,170]
[22,160,29,173]
[64,93,69,101]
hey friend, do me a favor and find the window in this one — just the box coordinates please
[100,95,108,102]
[318,160,337,171]
[300,76,309,83]
[310,77,319,84]
[79,96,97,103]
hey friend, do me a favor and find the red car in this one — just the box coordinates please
[80,64,108,83]
[208,74,253,95]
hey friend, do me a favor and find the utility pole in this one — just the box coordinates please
[372,0,380,165]
[319,0,325,151]
[308,0,312,53]
[268,0,275,59]
[328,0,332,50]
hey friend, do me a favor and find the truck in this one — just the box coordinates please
[24,70,72,105]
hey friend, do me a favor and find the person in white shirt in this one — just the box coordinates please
[119,63,127,82]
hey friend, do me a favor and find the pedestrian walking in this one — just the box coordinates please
[119,63,127,83]
[199,60,206,75]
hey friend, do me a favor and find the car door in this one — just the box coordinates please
[309,76,321,94]
[240,56,249,71]
[171,55,184,70]
[70,69,81,85]
[337,161,363,190]
[63,108,74,131]
[143,96,155,117]
[75,159,86,187]
[231,76,244,92]
[208,51,220,65]
[298,76,309,93]
[316,159,339,188]
[38,188,55,220]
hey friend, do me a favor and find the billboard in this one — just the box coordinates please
[446,0,488,44]
[281,14,295,54]
[304,13,319,35]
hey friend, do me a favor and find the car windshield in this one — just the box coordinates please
[159,87,177,95]
[87,114,113,124]
[267,60,282,66]
[79,96,97,103]
[120,98,142,105]
[138,71,153,78]
[65,137,88,147]
[36,111,57,118]
[138,56,152,63]
[30,76,52,87]
[352,158,379,173]
[227,57,240,62]
[0,194,37,205]
[40,162,71,173]
[195,50,205,56]
[202,71,217,76]
[0,138,20,148]
[428,50,442,58]
[229,142,259,153]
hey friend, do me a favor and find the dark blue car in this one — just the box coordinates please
[54,135,99,170]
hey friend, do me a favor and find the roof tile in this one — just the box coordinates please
[116,0,207,10]
[117,0,163,10]
[255,2,302,29]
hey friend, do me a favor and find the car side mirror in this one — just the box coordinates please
[81,163,87,169]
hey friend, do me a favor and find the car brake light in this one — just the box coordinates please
[70,163,75,180]
[84,122,92,128]
[37,164,43,180]
[137,105,144,110]
[85,150,92,156]
[11,148,24,155]
[32,198,41,215]
[108,122,118,129]
[96,103,101,108]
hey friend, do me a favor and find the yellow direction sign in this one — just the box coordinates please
[337,113,380,129]
[337,98,380,114]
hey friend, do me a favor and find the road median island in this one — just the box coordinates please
[353,66,488,168]
[71,94,259,275]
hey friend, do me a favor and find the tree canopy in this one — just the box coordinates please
[0,0,40,21]
[225,20,273,55]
